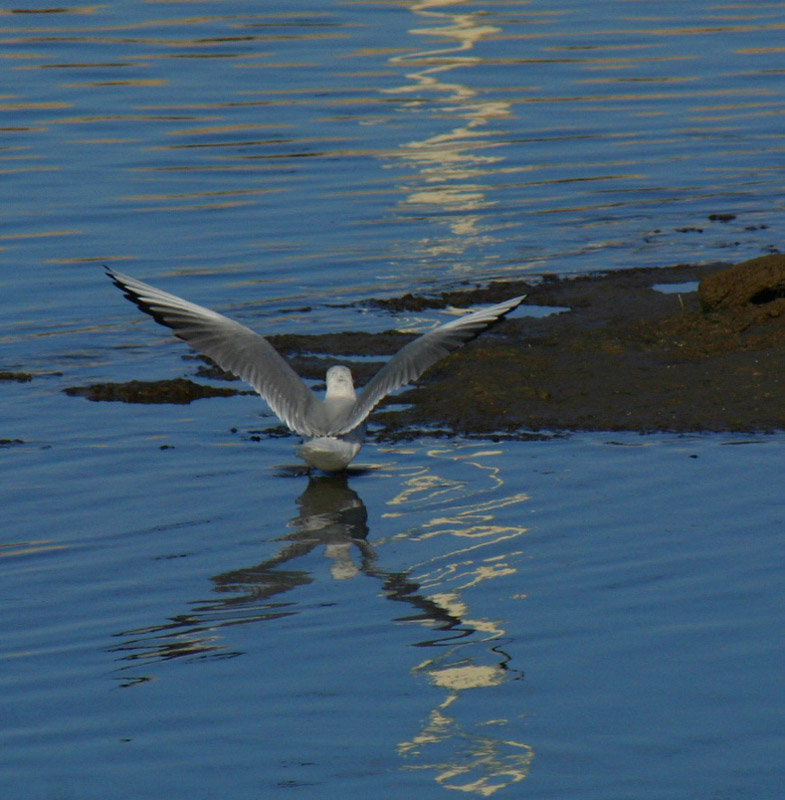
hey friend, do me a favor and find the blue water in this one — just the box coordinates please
[3,425,784,798]
[3,1,785,798]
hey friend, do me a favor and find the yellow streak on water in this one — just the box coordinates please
[0,540,69,558]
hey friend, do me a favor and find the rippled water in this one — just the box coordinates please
[3,426,785,798]
[5,1,785,324]
[3,1,785,798]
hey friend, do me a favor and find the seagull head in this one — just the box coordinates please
[325,365,356,399]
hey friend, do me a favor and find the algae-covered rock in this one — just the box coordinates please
[64,378,247,404]
[699,254,785,311]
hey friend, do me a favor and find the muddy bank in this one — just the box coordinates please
[64,256,785,438]
[368,256,785,438]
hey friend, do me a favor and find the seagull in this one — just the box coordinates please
[106,268,524,471]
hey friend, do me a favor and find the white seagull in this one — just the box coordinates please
[106,268,524,471]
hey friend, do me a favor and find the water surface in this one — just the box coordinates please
[2,2,785,798]
[3,426,784,798]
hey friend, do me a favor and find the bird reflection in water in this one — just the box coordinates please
[211,472,376,600]
[110,467,533,794]
[110,474,374,676]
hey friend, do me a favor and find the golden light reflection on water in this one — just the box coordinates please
[383,1,513,258]
[399,664,534,796]
[0,229,78,240]
[385,442,533,794]
[0,539,69,558]
[4,0,782,287]
[400,715,534,797]
[367,0,785,277]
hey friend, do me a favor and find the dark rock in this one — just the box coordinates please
[0,371,33,382]
[64,378,248,404]
[698,254,785,311]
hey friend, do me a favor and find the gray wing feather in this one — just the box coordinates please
[106,269,322,436]
[333,295,525,435]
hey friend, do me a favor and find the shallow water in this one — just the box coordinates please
[3,1,785,798]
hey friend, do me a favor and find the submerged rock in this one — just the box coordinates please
[64,378,247,404]
[0,371,33,382]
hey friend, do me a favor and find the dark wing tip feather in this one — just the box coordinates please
[105,265,188,334]
[105,265,144,308]
[435,294,526,346]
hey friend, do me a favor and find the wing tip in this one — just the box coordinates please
[103,264,134,296]
[104,265,171,327]
[501,293,527,312]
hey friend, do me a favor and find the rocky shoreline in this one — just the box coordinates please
[60,255,785,439]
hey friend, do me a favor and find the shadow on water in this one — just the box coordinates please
[110,466,534,794]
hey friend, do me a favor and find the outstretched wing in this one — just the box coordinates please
[333,295,525,435]
[106,268,322,436]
